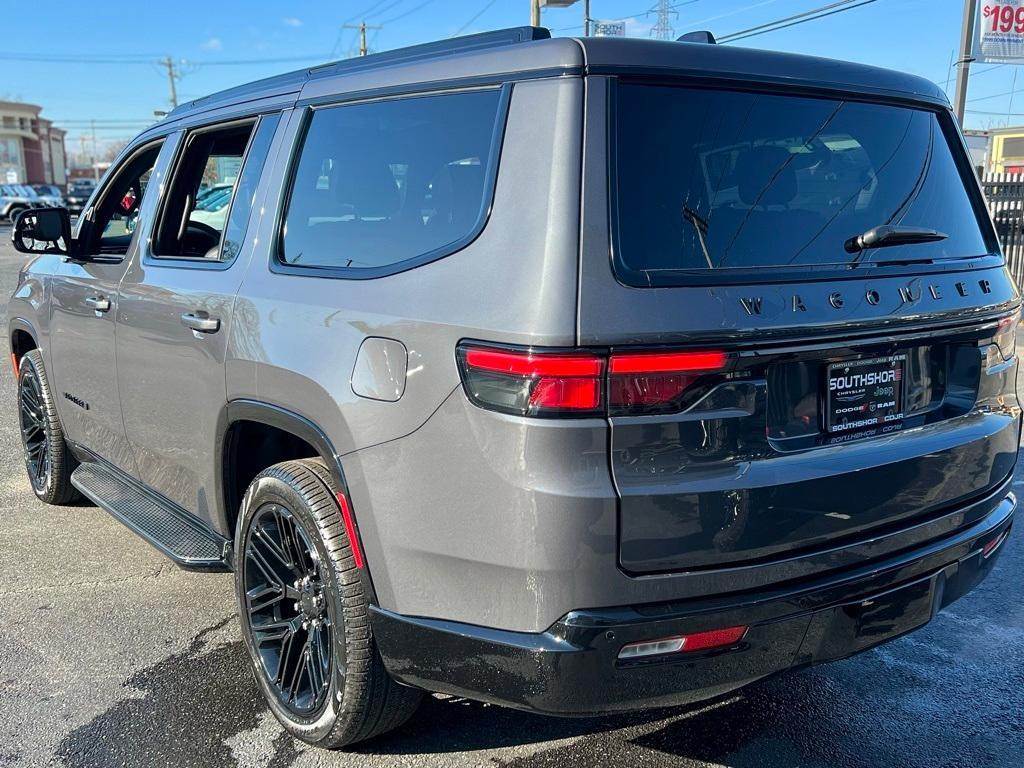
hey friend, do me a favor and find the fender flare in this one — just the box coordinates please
[9,316,39,348]
[221,399,380,604]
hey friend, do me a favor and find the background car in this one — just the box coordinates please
[0,184,46,221]
[189,185,234,229]
[65,178,97,213]
[32,184,65,207]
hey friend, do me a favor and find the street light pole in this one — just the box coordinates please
[953,0,979,126]
[584,0,591,36]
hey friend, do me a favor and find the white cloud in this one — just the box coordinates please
[623,17,654,37]
[201,37,223,51]
[283,17,303,28]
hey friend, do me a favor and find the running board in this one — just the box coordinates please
[71,462,230,570]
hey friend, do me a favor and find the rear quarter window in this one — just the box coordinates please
[278,88,506,277]
[612,83,991,285]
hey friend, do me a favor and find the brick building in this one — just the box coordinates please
[0,101,67,187]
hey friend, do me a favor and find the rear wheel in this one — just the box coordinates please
[17,350,80,504]
[235,458,422,748]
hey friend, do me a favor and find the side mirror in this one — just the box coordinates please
[12,207,74,256]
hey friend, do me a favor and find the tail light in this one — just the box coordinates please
[992,312,1019,359]
[456,346,605,417]
[609,350,729,416]
[456,343,729,418]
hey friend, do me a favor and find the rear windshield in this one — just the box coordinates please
[613,83,990,284]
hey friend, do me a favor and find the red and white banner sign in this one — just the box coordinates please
[978,2,1024,61]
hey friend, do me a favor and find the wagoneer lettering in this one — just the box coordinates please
[7,26,1020,750]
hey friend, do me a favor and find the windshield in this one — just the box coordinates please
[613,84,990,283]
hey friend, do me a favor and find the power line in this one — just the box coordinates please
[0,52,331,66]
[551,0,702,33]
[379,0,439,25]
[719,0,879,43]
[452,0,499,37]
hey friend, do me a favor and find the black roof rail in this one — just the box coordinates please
[165,26,551,121]
[309,26,552,79]
[677,30,717,44]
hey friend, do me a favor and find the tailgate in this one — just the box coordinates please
[611,320,1021,574]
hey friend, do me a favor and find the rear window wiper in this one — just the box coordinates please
[845,224,947,262]
[682,206,714,268]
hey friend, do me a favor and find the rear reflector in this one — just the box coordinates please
[335,492,365,570]
[982,529,1010,559]
[617,625,748,660]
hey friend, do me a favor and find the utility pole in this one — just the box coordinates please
[162,56,179,109]
[953,0,979,126]
[651,0,676,40]
[343,21,383,56]
[531,0,540,27]
[90,119,99,181]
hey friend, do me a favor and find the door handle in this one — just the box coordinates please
[85,296,111,313]
[181,312,220,334]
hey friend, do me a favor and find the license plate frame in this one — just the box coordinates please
[824,354,907,435]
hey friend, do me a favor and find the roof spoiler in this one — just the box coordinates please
[676,31,717,44]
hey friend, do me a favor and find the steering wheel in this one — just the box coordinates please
[187,220,220,240]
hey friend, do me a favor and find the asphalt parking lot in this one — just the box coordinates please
[0,224,1022,768]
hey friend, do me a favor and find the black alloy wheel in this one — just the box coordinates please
[19,363,50,492]
[243,503,334,716]
[16,350,79,504]
[235,459,421,748]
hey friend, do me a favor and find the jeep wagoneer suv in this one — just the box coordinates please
[8,28,1020,748]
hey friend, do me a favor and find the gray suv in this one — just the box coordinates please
[7,28,1021,749]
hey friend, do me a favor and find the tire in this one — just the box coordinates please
[235,458,422,749]
[17,349,81,504]
[6,205,25,223]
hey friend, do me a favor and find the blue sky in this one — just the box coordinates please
[3,0,1018,157]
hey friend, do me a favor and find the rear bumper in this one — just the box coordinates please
[371,491,1015,716]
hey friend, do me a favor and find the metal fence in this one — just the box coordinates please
[981,172,1024,287]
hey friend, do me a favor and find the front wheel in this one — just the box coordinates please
[235,458,421,749]
[17,350,80,504]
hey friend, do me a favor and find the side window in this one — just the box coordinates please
[83,142,163,257]
[154,120,258,259]
[279,88,504,274]
[221,114,280,262]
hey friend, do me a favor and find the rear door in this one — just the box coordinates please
[581,78,1021,575]
[48,140,167,474]
[115,113,282,529]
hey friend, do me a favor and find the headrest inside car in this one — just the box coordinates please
[736,145,797,207]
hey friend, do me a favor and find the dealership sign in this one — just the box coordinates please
[593,20,626,37]
[978,2,1024,61]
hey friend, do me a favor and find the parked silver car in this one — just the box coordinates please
[32,184,65,208]
[0,184,45,221]
[7,27,1020,750]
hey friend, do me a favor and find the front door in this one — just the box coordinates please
[48,139,168,474]
[115,114,282,530]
